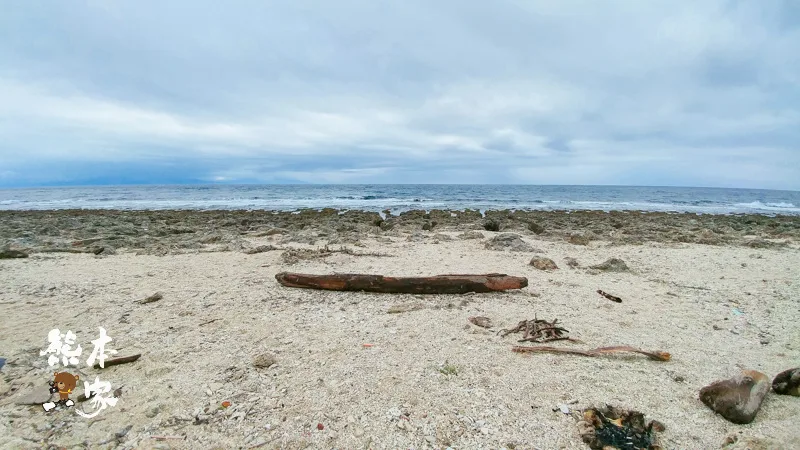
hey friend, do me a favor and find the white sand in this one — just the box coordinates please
[1,231,799,449]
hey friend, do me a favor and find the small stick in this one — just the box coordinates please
[597,290,622,303]
[512,345,670,361]
[200,318,221,326]
[94,354,141,369]
[151,435,186,440]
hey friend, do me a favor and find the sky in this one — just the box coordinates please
[1,0,799,189]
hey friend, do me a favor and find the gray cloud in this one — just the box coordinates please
[0,0,798,188]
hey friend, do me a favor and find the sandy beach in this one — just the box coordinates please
[1,209,799,449]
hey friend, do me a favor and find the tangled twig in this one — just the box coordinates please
[498,316,581,343]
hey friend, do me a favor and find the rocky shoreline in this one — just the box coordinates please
[1,209,798,257]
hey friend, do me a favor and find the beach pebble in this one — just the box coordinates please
[14,385,52,405]
[468,316,493,328]
[252,353,277,368]
[700,370,770,424]
[529,257,558,270]
[772,367,800,396]
[564,257,580,268]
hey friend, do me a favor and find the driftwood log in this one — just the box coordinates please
[275,272,528,294]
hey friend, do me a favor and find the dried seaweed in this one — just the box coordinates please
[499,316,581,343]
[512,345,670,361]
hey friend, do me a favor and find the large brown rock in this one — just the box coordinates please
[700,370,770,424]
[772,367,800,396]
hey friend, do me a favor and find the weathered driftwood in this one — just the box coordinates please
[275,272,528,294]
[93,354,141,369]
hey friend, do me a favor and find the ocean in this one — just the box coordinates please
[1,185,799,216]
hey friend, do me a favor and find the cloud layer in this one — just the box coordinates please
[1,0,798,189]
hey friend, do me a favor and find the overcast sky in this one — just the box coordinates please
[1,1,798,189]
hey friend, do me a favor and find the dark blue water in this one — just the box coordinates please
[1,185,799,215]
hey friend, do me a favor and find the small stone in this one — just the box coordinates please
[564,257,580,268]
[0,248,28,259]
[115,425,133,438]
[205,389,213,396]
[353,426,364,437]
[589,258,630,272]
[480,427,489,435]
[425,435,436,443]
[530,257,558,271]
[138,292,163,304]
[772,368,800,396]
[700,370,770,424]
[317,423,324,430]
[252,353,277,368]
[145,405,161,418]
[468,316,493,328]
[386,407,402,420]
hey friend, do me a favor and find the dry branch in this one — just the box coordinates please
[512,345,671,361]
[93,354,142,369]
[597,290,622,303]
[275,272,528,294]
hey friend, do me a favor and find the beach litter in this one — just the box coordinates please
[499,317,581,343]
[597,290,623,303]
[512,345,671,362]
[577,405,665,450]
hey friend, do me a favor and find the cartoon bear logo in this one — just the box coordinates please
[43,371,79,412]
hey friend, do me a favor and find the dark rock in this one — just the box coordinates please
[422,221,437,231]
[485,233,534,252]
[528,222,545,235]
[772,367,800,396]
[252,353,277,368]
[0,248,28,259]
[700,370,770,424]
[746,238,777,249]
[483,219,501,232]
[590,258,630,272]
[530,257,558,271]
[458,231,484,240]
